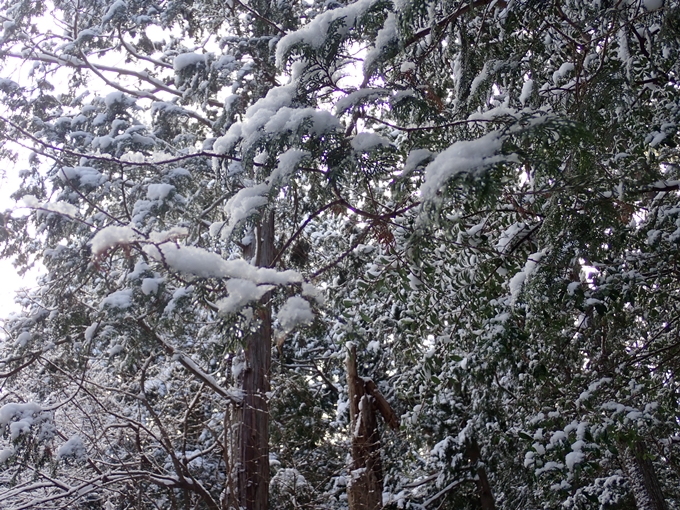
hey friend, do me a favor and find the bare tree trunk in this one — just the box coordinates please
[622,441,668,510]
[346,344,383,510]
[225,212,275,510]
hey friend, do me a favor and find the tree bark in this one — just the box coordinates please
[346,344,383,510]
[225,212,275,510]
[465,439,495,510]
[622,441,668,510]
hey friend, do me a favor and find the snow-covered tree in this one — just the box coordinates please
[1,0,680,509]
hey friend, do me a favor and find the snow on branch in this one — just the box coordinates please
[419,131,510,201]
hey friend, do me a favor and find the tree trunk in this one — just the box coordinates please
[225,212,275,510]
[622,441,668,510]
[465,439,495,510]
[346,344,383,510]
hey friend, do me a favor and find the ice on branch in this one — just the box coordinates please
[419,131,508,200]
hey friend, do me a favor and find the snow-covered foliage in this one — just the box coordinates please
[0,0,679,508]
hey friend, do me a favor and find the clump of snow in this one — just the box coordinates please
[214,84,296,154]
[57,435,86,460]
[90,225,139,256]
[643,0,663,10]
[335,88,389,114]
[403,149,433,176]
[419,131,508,200]
[0,402,42,439]
[0,448,14,463]
[400,61,416,73]
[22,195,78,217]
[218,149,310,240]
[519,79,534,105]
[350,132,391,151]
[270,468,310,493]
[141,277,164,295]
[84,322,99,341]
[275,0,378,66]
[102,0,127,24]
[173,52,206,71]
[147,183,175,200]
[363,13,397,75]
[15,331,31,348]
[59,166,105,188]
[217,279,274,315]
[164,286,193,315]
[552,63,574,84]
[143,243,302,284]
[149,227,188,244]
[302,282,324,305]
[0,402,42,427]
[277,296,314,331]
[565,451,584,471]
[508,250,546,303]
[104,91,135,108]
[100,289,134,309]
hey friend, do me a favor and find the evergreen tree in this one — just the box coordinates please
[0,0,679,509]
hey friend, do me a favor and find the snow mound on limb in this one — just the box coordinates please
[275,0,379,66]
[214,149,310,240]
[419,131,509,201]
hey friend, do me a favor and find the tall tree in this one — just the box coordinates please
[1,0,680,509]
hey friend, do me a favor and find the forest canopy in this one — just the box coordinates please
[0,0,679,509]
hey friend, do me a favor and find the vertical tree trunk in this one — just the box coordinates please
[465,439,495,510]
[622,441,668,510]
[226,212,275,510]
[346,344,383,510]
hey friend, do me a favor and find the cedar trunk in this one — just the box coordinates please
[346,344,383,510]
[465,439,496,510]
[226,213,275,510]
[623,441,668,510]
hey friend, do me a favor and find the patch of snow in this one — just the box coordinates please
[275,0,379,66]
[350,132,391,151]
[57,435,86,460]
[0,448,14,463]
[147,183,175,200]
[217,279,274,315]
[173,52,206,71]
[277,296,314,331]
[22,195,78,217]
[100,289,134,309]
[519,79,534,105]
[90,225,139,256]
[419,131,508,200]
